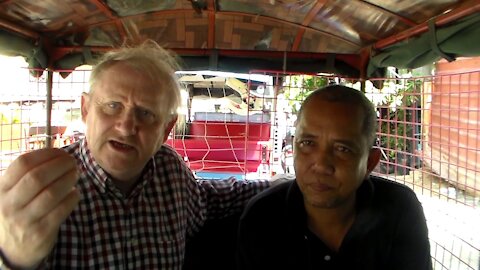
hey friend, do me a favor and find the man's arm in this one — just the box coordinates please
[193,173,291,220]
[195,177,270,219]
[0,149,80,269]
[388,192,432,270]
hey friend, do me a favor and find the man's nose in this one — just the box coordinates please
[312,148,335,175]
[116,109,138,136]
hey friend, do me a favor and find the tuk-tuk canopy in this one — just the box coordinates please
[0,0,478,80]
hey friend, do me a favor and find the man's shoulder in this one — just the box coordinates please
[252,178,293,201]
[370,175,415,192]
[158,143,179,155]
[154,144,196,180]
[242,179,294,217]
[155,144,185,162]
[369,175,420,203]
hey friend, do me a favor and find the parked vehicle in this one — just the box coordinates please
[167,74,274,180]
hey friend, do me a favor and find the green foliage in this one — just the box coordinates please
[0,111,22,124]
[379,79,422,160]
[282,74,423,165]
[0,113,7,124]
[302,76,329,91]
[284,76,328,113]
[11,117,21,124]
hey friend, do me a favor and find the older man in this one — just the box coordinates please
[237,85,432,270]
[0,41,269,269]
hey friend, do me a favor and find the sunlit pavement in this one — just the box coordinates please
[419,194,480,270]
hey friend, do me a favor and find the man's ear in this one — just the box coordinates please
[81,93,90,123]
[162,115,178,143]
[366,147,381,175]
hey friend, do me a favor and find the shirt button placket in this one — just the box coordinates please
[123,201,134,269]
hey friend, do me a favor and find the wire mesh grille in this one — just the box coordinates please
[0,60,478,269]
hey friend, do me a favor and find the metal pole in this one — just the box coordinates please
[45,69,53,148]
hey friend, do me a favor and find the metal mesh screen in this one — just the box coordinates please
[0,58,478,269]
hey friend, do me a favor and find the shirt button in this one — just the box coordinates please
[324,255,331,261]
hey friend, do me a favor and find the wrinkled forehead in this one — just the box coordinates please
[94,64,169,105]
[99,62,171,91]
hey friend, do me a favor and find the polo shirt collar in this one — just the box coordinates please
[284,177,376,233]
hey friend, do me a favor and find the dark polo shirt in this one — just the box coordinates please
[237,176,432,270]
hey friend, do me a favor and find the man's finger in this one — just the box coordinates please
[10,187,80,268]
[7,154,77,209]
[1,148,72,192]
[22,168,79,222]
[41,187,80,231]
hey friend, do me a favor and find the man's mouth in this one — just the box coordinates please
[310,183,333,192]
[109,140,134,151]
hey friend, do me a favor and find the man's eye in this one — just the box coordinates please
[104,102,121,110]
[138,109,152,116]
[136,108,156,123]
[299,140,314,147]
[107,102,119,109]
[102,102,122,114]
[336,145,352,153]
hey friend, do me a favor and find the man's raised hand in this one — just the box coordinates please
[0,148,80,268]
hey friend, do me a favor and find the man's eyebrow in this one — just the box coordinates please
[137,100,161,112]
[135,105,156,113]
[295,133,316,139]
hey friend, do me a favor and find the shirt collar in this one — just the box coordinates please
[78,139,109,194]
[285,177,376,231]
[128,158,155,199]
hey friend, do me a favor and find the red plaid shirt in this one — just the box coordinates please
[38,139,269,269]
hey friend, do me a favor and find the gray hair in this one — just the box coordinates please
[296,85,378,147]
[89,40,182,121]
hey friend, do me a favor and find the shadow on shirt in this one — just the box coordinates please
[183,213,241,270]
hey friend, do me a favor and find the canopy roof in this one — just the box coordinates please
[0,0,479,79]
